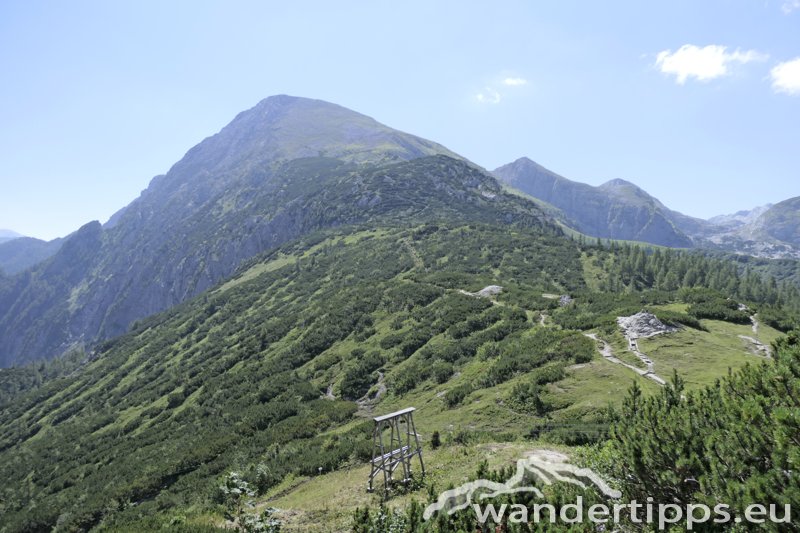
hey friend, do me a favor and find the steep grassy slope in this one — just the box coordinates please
[0,223,579,531]
[0,220,793,532]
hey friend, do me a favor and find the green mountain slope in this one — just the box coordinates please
[1,97,798,533]
[0,219,794,531]
[0,96,475,367]
[0,223,580,530]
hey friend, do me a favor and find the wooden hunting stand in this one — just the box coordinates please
[368,407,425,494]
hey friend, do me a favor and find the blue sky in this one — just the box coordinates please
[1,1,798,240]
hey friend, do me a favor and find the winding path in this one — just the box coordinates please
[584,333,666,386]
[356,371,387,414]
[737,313,771,357]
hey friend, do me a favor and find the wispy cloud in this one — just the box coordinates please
[502,77,528,86]
[782,0,800,14]
[771,57,800,95]
[475,87,502,104]
[475,75,528,104]
[655,44,768,84]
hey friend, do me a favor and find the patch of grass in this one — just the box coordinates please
[215,254,297,293]
[544,358,660,418]
[652,302,689,314]
[637,320,766,390]
[580,252,607,293]
[262,442,566,531]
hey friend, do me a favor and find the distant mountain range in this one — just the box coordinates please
[0,236,64,275]
[493,157,800,258]
[0,231,65,277]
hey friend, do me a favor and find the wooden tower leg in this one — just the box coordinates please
[409,412,425,478]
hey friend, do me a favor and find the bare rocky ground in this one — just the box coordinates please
[460,285,503,298]
[356,371,386,414]
[617,311,678,339]
[738,335,771,356]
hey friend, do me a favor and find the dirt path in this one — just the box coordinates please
[356,371,386,415]
[324,383,335,400]
[627,337,655,373]
[738,334,771,357]
[737,314,771,357]
[584,333,666,386]
[620,333,666,385]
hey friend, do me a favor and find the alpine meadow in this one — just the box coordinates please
[1,4,800,531]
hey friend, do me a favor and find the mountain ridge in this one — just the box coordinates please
[493,156,800,257]
[492,157,696,247]
[0,97,541,367]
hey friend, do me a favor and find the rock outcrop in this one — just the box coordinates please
[617,311,678,339]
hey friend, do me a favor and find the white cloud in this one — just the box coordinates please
[655,44,767,84]
[771,57,800,95]
[475,87,501,104]
[502,77,528,86]
[782,0,800,14]
[475,74,527,104]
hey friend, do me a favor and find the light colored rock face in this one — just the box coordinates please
[476,285,503,297]
[617,311,677,339]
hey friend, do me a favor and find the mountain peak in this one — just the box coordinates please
[493,159,694,247]
[163,95,462,188]
[507,157,552,172]
[707,204,773,227]
[600,178,637,189]
[245,94,355,121]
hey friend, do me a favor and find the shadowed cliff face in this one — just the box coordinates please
[0,97,543,367]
